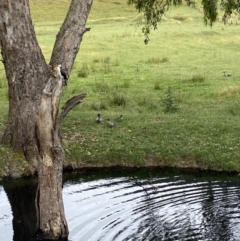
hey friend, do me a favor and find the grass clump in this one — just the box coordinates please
[103,56,111,64]
[220,86,240,97]
[78,63,89,78]
[0,78,7,89]
[92,58,100,63]
[154,81,162,90]
[147,56,169,64]
[110,92,127,107]
[91,100,108,111]
[187,74,205,83]
[122,79,131,88]
[94,80,109,93]
[226,104,240,116]
[102,56,111,74]
[137,96,148,107]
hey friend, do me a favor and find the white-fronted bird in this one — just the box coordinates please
[107,119,114,127]
[96,113,102,123]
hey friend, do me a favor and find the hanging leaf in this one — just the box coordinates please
[201,0,218,26]
[128,0,183,44]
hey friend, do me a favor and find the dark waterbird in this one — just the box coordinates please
[96,113,102,123]
[115,115,123,122]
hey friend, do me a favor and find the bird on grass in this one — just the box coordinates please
[223,71,231,77]
[115,115,123,122]
[107,119,115,127]
[96,113,102,123]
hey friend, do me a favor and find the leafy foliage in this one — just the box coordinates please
[201,0,218,26]
[128,0,240,42]
[220,0,240,23]
[128,0,183,44]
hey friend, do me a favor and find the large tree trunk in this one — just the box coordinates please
[0,0,92,239]
[0,0,48,163]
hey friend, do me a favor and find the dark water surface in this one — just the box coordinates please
[1,168,240,241]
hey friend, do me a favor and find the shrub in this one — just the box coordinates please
[162,87,179,113]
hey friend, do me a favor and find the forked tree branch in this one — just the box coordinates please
[56,93,87,132]
[49,0,93,72]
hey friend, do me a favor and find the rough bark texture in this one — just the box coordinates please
[0,0,49,164]
[36,74,69,239]
[50,0,93,72]
[36,80,87,238]
[0,0,93,239]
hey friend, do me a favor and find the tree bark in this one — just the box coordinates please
[36,75,86,238]
[0,0,93,239]
[0,0,48,164]
[50,0,92,71]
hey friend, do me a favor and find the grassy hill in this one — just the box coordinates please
[1,0,240,177]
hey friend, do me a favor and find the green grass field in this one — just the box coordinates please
[1,0,240,175]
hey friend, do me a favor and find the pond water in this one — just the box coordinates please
[0,168,240,241]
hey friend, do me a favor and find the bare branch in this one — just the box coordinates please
[56,93,87,130]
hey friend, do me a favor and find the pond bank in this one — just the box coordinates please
[0,139,239,180]
[0,158,239,182]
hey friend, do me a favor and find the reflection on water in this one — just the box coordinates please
[1,168,240,241]
[63,169,240,241]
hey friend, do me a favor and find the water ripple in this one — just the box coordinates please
[62,176,240,241]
